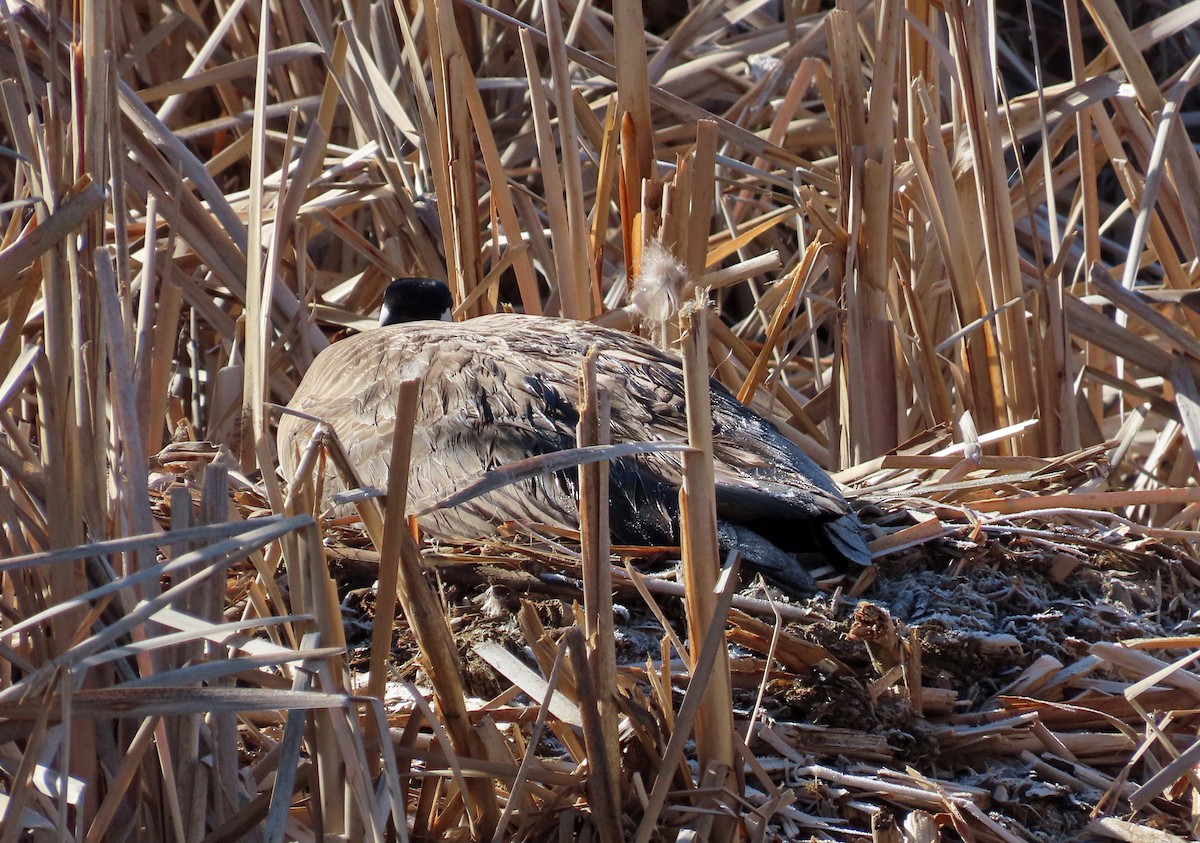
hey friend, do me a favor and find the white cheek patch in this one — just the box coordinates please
[378,305,393,326]
[440,307,452,322]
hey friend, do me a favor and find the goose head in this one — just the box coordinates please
[379,277,454,326]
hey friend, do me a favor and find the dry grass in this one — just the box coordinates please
[1,0,1199,840]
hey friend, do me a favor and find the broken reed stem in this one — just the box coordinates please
[240,0,273,476]
[445,51,483,315]
[395,530,500,831]
[302,525,350,835]
[677,300,736,809]
[612,0,653,186]
[519,27,585,320]
[576,346,621,829]
[367,376,422,759]
[578,350,611,632]
[618,112,642,284]
[201,464,239,827]
[542,0,597,318]
[830,0,900,460]
[564,629,622,843]
[683,118,717,288]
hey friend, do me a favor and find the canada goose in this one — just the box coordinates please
[277,278,871,594]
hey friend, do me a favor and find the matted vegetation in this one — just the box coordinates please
[0,0,1199,840]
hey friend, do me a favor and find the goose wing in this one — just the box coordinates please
[481,318,870,565]
[480,319,851,517]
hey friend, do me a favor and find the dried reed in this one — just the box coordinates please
[1,0,1199,839]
